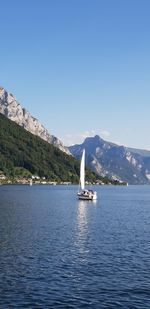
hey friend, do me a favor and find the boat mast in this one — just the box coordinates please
[80,149,85,190]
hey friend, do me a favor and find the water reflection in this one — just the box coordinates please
[74,201,89,257]
[77,200,88,229]
[76,200,97,238]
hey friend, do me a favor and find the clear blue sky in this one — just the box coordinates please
[1,0,150,149]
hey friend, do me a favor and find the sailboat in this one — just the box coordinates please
[77,149,97,200]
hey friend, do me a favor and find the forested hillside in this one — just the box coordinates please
[0,113,111,183]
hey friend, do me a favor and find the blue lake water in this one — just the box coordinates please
[0,185,150,308]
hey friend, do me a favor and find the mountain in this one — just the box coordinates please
[69,135,150,184]
[0,113,104,183]
[0,87,70,155]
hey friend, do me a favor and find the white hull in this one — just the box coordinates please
[78,190,97,201]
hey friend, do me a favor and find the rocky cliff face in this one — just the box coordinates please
[69,135,150,184]
[0,87,70,155]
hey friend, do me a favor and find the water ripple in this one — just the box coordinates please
[0,185,150,308]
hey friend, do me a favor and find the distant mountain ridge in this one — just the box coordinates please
[1,87,150,184]
[0,87,70,154]
[69,135,150,184]
[0,113,115,184]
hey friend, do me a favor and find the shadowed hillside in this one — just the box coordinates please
[0,113,113,184]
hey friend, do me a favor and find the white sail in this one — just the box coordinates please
[77,148,97,200]
[80,149,85,190]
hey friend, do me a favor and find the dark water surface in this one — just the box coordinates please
[0,185,150,308]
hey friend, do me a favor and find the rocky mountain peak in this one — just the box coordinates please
[84,135,103,143]
[69,135,150,184]
[0,87,70,155]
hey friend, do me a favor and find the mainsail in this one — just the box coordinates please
[80,149,85,190]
